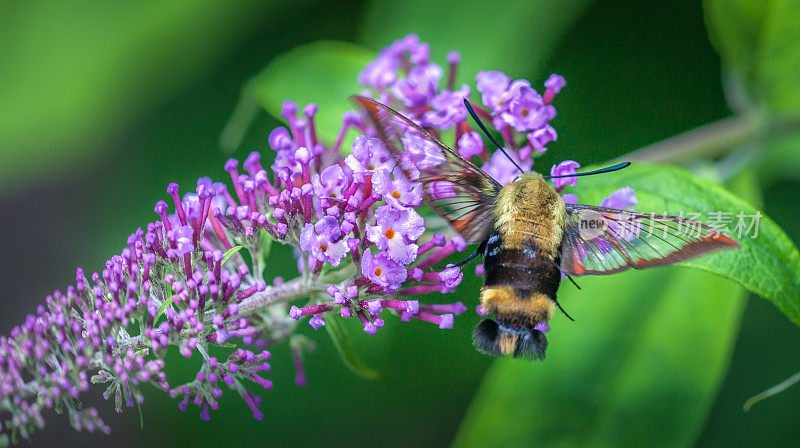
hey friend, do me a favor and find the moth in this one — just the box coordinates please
[354,95,739,360]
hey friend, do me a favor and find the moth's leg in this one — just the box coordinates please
[563,271,582,290]
[553,298,575,321]
[452,240,487,268]
[551,257,582,290]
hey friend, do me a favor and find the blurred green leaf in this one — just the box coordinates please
[705,0,800,115]
[0,0,284,191]
[251,40,375,144]
[325,315,379,379]
[567,163,800,327]
[454,268,745,448]
[361,0,594,81]
[253,0,593,151]
[760,131,800,184]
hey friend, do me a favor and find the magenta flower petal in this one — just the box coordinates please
[312,165,349,202]
[171,226,195,256]
[458,131,484,159]
[299,217,349,266]
[365,205,424,265]
[600,186,638,209]
[361,249,408,290]
[391,65,442,108]
[550,160,580,190]
[372,168,423,208]
[562,193,578,204]
[500,86,548,132]
[481,150,532,186]
[421,84,470,129]
[345,135,395,174]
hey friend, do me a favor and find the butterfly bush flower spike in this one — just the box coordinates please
[0,34,607,443]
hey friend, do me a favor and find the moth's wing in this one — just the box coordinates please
[353,95,502,243]
[560,203,740,276]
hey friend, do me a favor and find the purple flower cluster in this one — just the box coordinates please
[169,349,271,421]
[357,34,567,189]
[270,102,469,333]
[360,34,470,130]
[0,33,637,443]
[0,172,286,440]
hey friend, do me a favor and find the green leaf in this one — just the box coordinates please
[566,163,800,327]
[251,1,594,153]
[251,40,375,144]
[325,316,379,379]
[705,0,800,115]
[137,400,144,430]
[209,340,238,349]
[454,267,746,448]
[222,245,244,266]
[361,0,595,82]
[201,245,244,287]
[156,270,179,318]
[155,296,175,319]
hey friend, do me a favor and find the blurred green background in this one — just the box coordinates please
[1,0,799,446]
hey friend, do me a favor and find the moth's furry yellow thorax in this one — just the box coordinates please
[492,173,566,257]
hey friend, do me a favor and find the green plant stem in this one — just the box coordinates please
[617,113,800,165]
[615,114,761,164]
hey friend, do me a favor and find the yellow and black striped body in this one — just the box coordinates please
[473,173,567,359]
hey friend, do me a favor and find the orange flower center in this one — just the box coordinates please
[392,190,401,199]
[374,267,383,276]
[385,228,395,239]
[319,244,328,253]
[520,108,530,117]
[366,164,375,170]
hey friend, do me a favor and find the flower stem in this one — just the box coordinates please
[616,114,761,164]
[617,113,800,164]
[114,277,311,354]
[744,369,800,411]
[236,277,310,314]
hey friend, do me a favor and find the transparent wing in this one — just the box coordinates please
[353,95,501,243]
[561,203,739,276]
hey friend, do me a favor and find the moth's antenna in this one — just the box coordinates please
[463,99,525,174]
[545,162,631,179]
